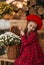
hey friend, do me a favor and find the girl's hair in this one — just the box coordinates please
[24,23,28,34]
[24,22,38,34]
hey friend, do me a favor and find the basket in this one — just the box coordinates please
[7,45,20,59]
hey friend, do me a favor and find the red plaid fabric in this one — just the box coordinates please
[15,32,44,65]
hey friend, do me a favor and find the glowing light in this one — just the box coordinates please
[6,0,15,4]
[23,2,27,6]
[24,0,27,2]
[13,1,23,8]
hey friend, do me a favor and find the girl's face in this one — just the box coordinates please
[27,21,37,32]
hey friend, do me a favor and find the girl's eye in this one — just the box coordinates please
[33,27,36,29]
[30,25,32,27]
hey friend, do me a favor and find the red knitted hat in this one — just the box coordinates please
[26,14,42,30]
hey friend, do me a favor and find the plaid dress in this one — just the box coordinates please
[15,32,44,65]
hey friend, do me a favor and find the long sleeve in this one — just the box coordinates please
[21,32,37,47]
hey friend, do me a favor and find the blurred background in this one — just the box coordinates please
[0,0,44,34]
[0,0,44,54]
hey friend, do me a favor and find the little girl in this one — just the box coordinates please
[14,14,44,65]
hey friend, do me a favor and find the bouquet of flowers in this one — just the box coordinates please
[0,32,21,47]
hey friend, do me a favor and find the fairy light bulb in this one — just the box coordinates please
[17,2,23,8]
[24,0,27,2]
[13,1,23,8]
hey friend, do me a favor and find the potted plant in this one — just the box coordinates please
[0,32,21,59]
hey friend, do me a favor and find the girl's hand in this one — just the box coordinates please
[20,31,24,35]
[18,26,22,31]
[18,26,25,35]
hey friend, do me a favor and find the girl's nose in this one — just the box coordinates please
[31,27,33,30]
